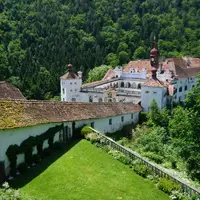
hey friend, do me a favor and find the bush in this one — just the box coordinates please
[132,160,149,178]
[108,150,131,165]
[17,162,28,174]
[84,132,100,143]
[32,154,41,164]
[143,152,164,164]
[157,178,180,194]
[81,125,93,136]
[169,190,191,200]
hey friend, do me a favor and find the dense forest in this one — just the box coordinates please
[0,0,200,99]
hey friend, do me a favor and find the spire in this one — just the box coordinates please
[150,36,159,80]
[68,64,72,72]
[153,36,157,48]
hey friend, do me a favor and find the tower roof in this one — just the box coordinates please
[60,64,79,80]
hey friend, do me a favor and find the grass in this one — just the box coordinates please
[11,140,170,200]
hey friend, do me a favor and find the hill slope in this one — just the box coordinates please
[1,0,200,99]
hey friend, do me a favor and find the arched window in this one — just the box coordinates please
[121,82,124,88]
[127,82,131,88]
[179,87,182,92]
[99,98,103,102]
[138,83,141,89]
[116,82,119,88]
[132,82,137,89]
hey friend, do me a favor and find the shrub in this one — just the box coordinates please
[17,162,28,174]
[84,132,100,143]
[132,160,149,178]
[169,190,191,200]
[143,152,164,164]
[32,154,41,164]
[81,125,93,136]
[108,150,131,165]
[157,178,180,194]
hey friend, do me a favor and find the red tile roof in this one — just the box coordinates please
[60,72,78,80]
[0,100,142,130]
[0,82,25,100]
[124,60,151,74]
[103,69,115,80]
[143,79,168,88]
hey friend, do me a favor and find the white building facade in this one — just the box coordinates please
[0,100,141,181]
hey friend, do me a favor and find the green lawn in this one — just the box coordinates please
[16,140,170,200]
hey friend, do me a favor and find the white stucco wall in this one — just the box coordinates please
[0,122,69,174]
[61,78,82,102]
[74,113,139,134]
[171,77,197,103]
[0,112,139,175]
[141,86,166,112]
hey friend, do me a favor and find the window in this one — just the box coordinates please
[153,92,157,94]
[74,82,77,84]
[75,89,77,92]
[91,122,94,128]
[62,88,65,94]
[70,82,72,85]
[145,91,149,94]
[131,114,134,119]
[99,98,102,102]
[179,87,182,92]
[121,116,124,122]
[70,89,73,92]
[63,98,65,101]
[120,82,124,88]
[109,119,112,125]
[138,83,141,89]
[185,85,187,91]
[72,98,76,102]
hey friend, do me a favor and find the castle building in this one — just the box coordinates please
[60,43,200,111]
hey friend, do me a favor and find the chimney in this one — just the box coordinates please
[78,71,82,79]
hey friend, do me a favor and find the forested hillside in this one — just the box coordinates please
[1,0,200,99]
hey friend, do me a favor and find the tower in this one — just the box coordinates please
[60,64,82,102]
[141,38,167,112]
[150,39,159,79]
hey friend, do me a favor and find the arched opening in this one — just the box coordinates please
[138,83,141,89]
[99,98,102,102]
[121,82,124,88]
[127,82,131,88]
[132,82,137,89]
[71,98,76,102]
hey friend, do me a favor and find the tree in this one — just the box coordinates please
[86,65,112,83]
[132,46,147,60]
[119,51,129,65]
[105,53,119,67]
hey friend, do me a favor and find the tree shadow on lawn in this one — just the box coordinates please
[9,139,81,189]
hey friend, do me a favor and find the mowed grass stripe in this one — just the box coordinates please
[22,140,169,200]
